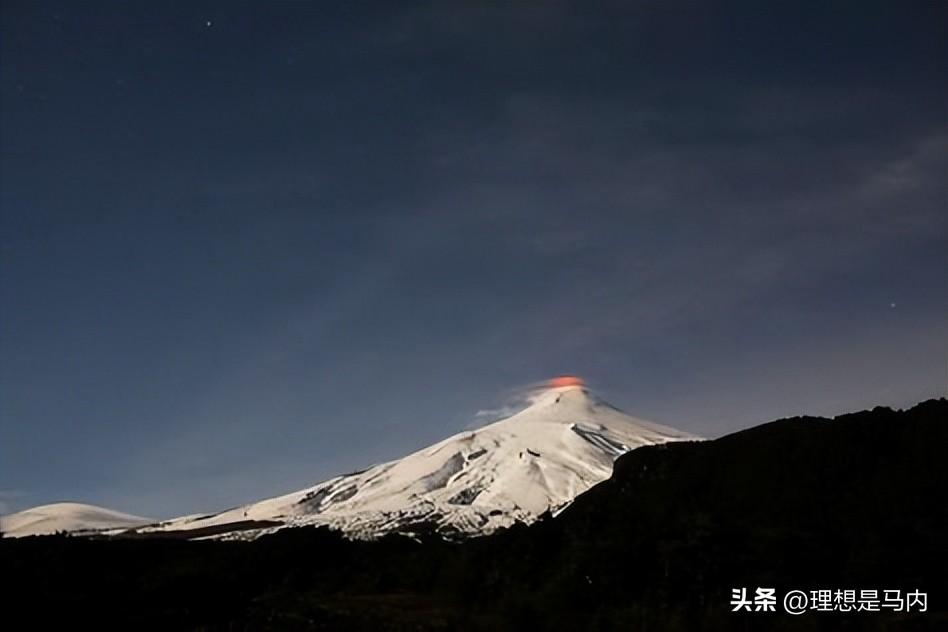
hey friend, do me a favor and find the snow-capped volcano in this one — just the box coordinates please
[2,380,697,540]
[141,379,697,539]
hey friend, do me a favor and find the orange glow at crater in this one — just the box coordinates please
[549,375,585,388]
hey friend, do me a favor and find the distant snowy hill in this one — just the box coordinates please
[0,503,151,537]
[4,379,698,540]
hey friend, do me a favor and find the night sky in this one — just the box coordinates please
[1,2,945,518]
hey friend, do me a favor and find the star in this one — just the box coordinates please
[205,20,213,27]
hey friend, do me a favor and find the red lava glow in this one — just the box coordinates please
[549,375,585,388]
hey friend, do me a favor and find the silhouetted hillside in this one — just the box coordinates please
[3,400,945,631]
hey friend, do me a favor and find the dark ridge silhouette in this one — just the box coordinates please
[118,519,284,540]
[2,399,945,631]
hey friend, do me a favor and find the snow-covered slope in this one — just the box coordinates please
[145,381,698,539]
[0,503,151,538]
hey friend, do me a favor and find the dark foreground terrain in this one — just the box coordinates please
[3,400,946,631]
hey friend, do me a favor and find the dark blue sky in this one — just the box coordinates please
[1,1,945,518]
